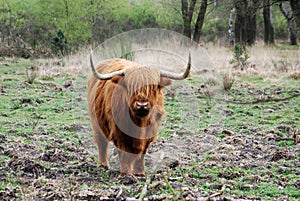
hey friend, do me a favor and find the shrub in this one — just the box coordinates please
[51,30,67,56]
[230,44,250,69]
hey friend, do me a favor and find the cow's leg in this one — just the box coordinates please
[133,154,146,177]
[133,142,150,176]
[118,151,135,175]
[94,132,110,168]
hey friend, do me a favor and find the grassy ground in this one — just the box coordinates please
[0,45,299,200]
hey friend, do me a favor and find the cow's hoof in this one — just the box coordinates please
[119,174,138,185]
[134,172,146,177]
[98,163,109,170]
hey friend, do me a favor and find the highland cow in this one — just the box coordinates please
[87,52,191,176]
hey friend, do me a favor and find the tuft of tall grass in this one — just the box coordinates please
[25,66,39,84]
[222,72,235,91]
[288,72,300,80]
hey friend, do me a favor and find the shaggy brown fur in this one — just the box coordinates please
[87,58,171,176]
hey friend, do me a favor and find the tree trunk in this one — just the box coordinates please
[290,0,300,29]
[289,23,298,45]
[63,0,69,29]
[228,8,236,45]
[280,2,298,45]
[181,0,196,38]
[246,13,257,45]
[193,0,208,43]
[234,1,243,45]
[263,0,275,44]
[234,0,262,46]
[2,0,13,46]
[234,0,247,46]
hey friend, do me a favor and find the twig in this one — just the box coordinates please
[294,129,299,145]
[116,187,123,199]
[204,192,222,201]
[163,172,178,199]
[204,184,225,201]
[138,176,151,201]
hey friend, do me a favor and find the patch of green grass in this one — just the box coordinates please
[168,164,300,200]
[276,44,300,50]
[0,155,11,160]
[221,76,299,133]
[232,182,300,199]
[278,140,295,147]
[0,60,81,147]
[159,74,299,199]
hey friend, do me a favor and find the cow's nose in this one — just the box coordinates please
[137,102,148,109]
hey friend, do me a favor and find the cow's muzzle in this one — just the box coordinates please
[133,102,150,117]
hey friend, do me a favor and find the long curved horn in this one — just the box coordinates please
[90,51,125,80]
[160,52,191,80]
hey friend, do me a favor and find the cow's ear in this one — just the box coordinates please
[111,75,123,84]
[111,75,126,88]
[159,77,172,88]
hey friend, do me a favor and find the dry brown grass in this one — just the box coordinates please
[25,66,39,84]
[206,42,300,80]
[31,49,90,80]
[36,41,299,83]
[222,72,235,91]
[288,71,300,80]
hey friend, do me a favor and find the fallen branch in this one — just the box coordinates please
[198,91,299,105]
[225,93,300,105]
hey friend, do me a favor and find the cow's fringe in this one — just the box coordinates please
[124,66,160,97]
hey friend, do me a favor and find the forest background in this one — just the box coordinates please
[0,0,299,58]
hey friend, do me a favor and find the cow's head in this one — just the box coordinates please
[90,52,191,118]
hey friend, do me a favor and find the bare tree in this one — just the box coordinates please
[193,0,208,42]
[234,0,262,46]
[181,0,197,38]
[279,2,298,45]
[1,0,13,46]
[289,0,300,29]
[275,0,300,33]
[181,0,208,43]
[228,8,236,45]
[263,0,275,44]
